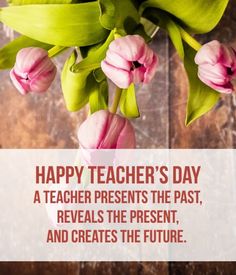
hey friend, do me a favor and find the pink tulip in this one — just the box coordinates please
[10,47,57,95]
[77,110,136,149]
[101,35,158,89]
[195,40,236,93]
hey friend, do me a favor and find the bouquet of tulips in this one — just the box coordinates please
[0,0,234,148]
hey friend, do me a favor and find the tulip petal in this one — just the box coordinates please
[195,41,236,94]
[132,67,145,83]
[207,81,234,94]
[144,54,158,83]
[198,63,228,85]
[77,110,136,149]
[10,69,29,95]
[220,44,236,68]
[106,49,131,71]
[15,47,48,73]
[99,113,125,148]
[109,35,146,62]
[116,119,136,148]
[102,35,158,87]
[28,56,56,80]
[195,40,221,65]
[138,44,154,66]
[101,60,132,88]
[10,47,57,94]
[78,110,109,149]
[30,69,56,93]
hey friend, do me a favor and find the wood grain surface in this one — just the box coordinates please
[0,0,236,274]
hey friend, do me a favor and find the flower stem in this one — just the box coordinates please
[110,87,122,114]
[48,45,66,58]
[179,27,202,51]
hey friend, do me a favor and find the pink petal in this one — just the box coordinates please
[219,44,236,68]
[11,47,57,94]
[28,56,56,80]
[10,69,30,95]
[207,81,234,94]
[99,113,126,148]
[30,69,56,93]
[198,68,234,94]
[198,63,228,85]
[77,110,136,149]
[109,35,146,62]
[15,47,48,73]
[138,44,155,66]
[132,67,145,83]
[78,110,109,149]
[116,119,136,148]
[144,54,158,83]
[195,40,221,65]
[106,49,131,70]
[101,60,132,88]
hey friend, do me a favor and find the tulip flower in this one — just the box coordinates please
[101,35,158,89]
[195,40,236,93]
[10,47,57,95]
[77,110,136,149]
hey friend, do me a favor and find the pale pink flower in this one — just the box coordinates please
[101,35,158,89]
[10,47,57,95]
[77,110,136,149]
[195,40,236,93]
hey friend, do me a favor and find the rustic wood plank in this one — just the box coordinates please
[80,262,139,275]
[133,30,170,149]
[139,262,170,275]
[170,262,236,275]
[0,262,80,275]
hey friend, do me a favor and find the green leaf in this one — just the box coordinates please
[120,84,140,118]
[140,0,229,34]
[8,0,72,4]
[61,31,114,112]
[0,3,108,46]
[143,9,184,59]
[98,0,116,30]
[89,75,108,114]
[80,42,103,59]
[0,35,52,70]
[93,68,106,83]
[98,0,140,33]
[7,0,95,4]
[184,44,220,126]
[163,18,184,59]
[61,50,90,112]
[74,30,115,71]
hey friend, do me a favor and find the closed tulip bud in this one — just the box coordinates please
[101,35,158,89]
[10,47,57,95]
[77,110,136,149]
[195,40,236,93]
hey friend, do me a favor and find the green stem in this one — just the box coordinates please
[114,32,122,39]
[110,87,122,114]
[48,45,66,58]
[108,30,124,114]
[179,27,202,51]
